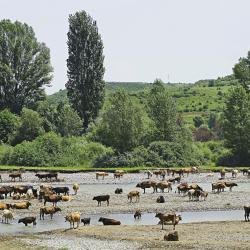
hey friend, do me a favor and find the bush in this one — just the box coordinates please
[2,132,112,167]
[94,141,206,168]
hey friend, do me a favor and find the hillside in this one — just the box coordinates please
[48,77,236,125]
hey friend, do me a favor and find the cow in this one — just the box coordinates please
[145,170,153,179]
[176,183,189,195]
[200,191,209,201]
[98,217,121,225]
[156,181,172,193]
[2,209,14,224]
[9,173,22,182]
[224,182,238,191]
[244,206,250,221]
[11,201,31,209]
[44,194,62,206]
[18,217,37,226]
[47,172,58,181]
[93,195,110,206]
[188,184,203,191]
[155,212,182,230]
[127,191,140,203]
[52,187,69,195]
[61,195,72,202]
[115,188,123,194]
[134,209,141,220]
[81,218,91,226]
[232,169,239,178]
[156,196,165,203]
[0,186,14,198]
[136,181,157,194]
[168,176,181,184]
[114,172,124,179]
[188,189,201,201]
[96,172,109,180]
[73,183,79,195]
[220,169,226,179]
[164,231,179,241]
[65,212,81,229]
[40,206,61,220]
[212,182,226,193]
[35,173,50,181]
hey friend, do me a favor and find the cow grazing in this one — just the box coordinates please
[2,209,14,224]
[127,191,140,203]
[65,212,81,229]
[156,181,172,193]
[40,206,61,220]
[9,173,22,182]
[177,183,189,195]
[200,191,209,201]
[93,195,110,206]
[73,183,79,195]
[156,196,165,203]
[11,201,31,209]
[188,189,201,201]
[244,206,250,221]
[98,217,121,225]
[18,217,37,226]
[224,182,238,191]
[81,218,91,226]
[0,186,14,198]
[212,182,225,193]
[44,194,62,206]
[134,209,141,220]
[155,212,182,230]
[136,181,157,194]
[115,188,123,194]
[52,187,69,195]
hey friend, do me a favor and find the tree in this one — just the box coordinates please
[95,88,146,153]
[0,20,53,114]
[66,11,105,129]
[56,104,83,136]
[233,51,250,92]
[146,79,178,141]
[11,108,44,145]
[0,109,19,143]
[222,86,250,164]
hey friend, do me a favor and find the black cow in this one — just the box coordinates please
[98,217,121,225]
[18,217,37,226]
[81,218,91,225]
[244,206,250,221]
[115,188,123,194]
[93,195,110,206]
[52,187,69,195]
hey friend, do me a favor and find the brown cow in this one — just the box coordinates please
[44,194,62,206]
[9,173,22,182]
[155,212,182,230]
[127,191,140,203]
[136,181,157,193]
[0,203,11,210]
[11,201,31,209]
[156,181,172,193]
[65,212,81,229]
[40,206,61,220]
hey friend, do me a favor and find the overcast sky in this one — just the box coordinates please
[1,0,250,94]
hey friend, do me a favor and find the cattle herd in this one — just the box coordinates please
[0,167,250,237]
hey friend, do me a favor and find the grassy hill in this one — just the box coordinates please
[48,76,237,125]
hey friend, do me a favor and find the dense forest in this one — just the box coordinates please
[1,12,250,168]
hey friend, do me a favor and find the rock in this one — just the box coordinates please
[164,231,179,241]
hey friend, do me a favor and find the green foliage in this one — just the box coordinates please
[94,88,148,153]
[0,109,19,143]
[233,51,250,91]
[193,116,204,128]
[146,79,178,141]
[0,19,53,114]
[66,11,105,129]
[11,108,44,145]
[94,141,206,168]
[3,132,112,167]
[56,104,83,136]
[222,86,250,165]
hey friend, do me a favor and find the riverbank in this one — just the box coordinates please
[1,221,250,250]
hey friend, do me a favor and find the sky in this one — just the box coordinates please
[1,0,250,94]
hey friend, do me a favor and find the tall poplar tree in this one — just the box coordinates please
[66,11,105,129]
